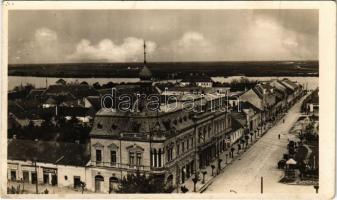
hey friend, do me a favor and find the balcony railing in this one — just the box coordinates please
[91,161,151,171]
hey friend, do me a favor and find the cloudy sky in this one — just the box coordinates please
[8,9,318,64]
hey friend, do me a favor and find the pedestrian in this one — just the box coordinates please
[278,134,280,139]
[283,119,285,123]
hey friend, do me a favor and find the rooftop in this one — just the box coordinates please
[8,139,90,166]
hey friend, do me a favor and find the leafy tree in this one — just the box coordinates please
[93,82,101,89]
[117,170,166,193]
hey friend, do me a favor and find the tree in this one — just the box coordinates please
[93,82,101,89]
[117,170,166,193]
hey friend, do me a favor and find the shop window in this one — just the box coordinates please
[10,170,16,181]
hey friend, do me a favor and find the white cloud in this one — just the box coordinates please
[68,37,157,62]
[18,28,61,63]
[165,31,217,61]
[177,32,213,52]
[221,17,310,61]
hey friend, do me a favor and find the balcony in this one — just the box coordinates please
[91,161,151,171]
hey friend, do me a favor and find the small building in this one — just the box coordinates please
[180,75,213,88]
[7,139,90,189]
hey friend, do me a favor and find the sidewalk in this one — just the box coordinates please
[179,112,287,193]
[7,181,93,194]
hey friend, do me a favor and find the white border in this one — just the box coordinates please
[1,1,335,199]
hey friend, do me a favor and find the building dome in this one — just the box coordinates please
[139,65,152,80]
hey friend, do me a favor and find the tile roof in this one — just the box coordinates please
[86,96,102,111]
[8,139,90,166]
[67,84,99,99]
[26,89,45,99]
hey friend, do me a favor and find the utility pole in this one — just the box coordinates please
[143,40,147,65]
[34,160,38,194]
[261,176,263,194]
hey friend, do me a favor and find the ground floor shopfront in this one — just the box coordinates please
[7,160,88,191]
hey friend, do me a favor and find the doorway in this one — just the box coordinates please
[109,177,118,193]
[95,175,104,193]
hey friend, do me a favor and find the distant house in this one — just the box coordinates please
[84,96,103,113]
[239,83,276,123]
[57,106,95,124]
[26,89,45,100]
[43,97,58,108]
[8,100,46,128]
[279,78,303,104]
[305,89,319,116]
[7,139,90,189]
[67,84,99,106]
[229,117,244,145]
[180,75,213,88]
[42,84,75,98]
[41,84,99,108]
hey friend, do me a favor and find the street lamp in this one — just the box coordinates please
[33,157,38,194]
[192,176,198,192]
[201,171,207,184]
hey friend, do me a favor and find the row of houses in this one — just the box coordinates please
[7,65,305,193]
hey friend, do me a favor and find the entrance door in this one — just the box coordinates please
[31,172,37,184]
[109,177,118,193]
[23,171,29,183]
[51,174,57,186]
[74,176,81,188]
[95,175,104,193]
[43,173,49,184]
[181,167,185,183]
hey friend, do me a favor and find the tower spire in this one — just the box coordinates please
[143,40,147,65]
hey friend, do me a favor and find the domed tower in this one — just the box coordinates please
[139,41,154,95]
[139,41,153,81]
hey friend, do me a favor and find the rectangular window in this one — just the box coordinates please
[187,139,190,150]
[10,170,16,181]
[150,150,153,166]
[182,142,185,152]
[110,150,116,165]
[136,153,142,166]
[170,148,173,161]
[177,144,180,155]
[129,152,135,165]
[167,147,173,162]
[96,149,102,163]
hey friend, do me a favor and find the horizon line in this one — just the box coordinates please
[8,60,319,66]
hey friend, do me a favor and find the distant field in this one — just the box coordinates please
[8,61,319,79]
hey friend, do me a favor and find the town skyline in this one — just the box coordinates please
[9,9,318,64]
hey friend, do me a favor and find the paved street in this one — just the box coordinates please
[205,95,315,194]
